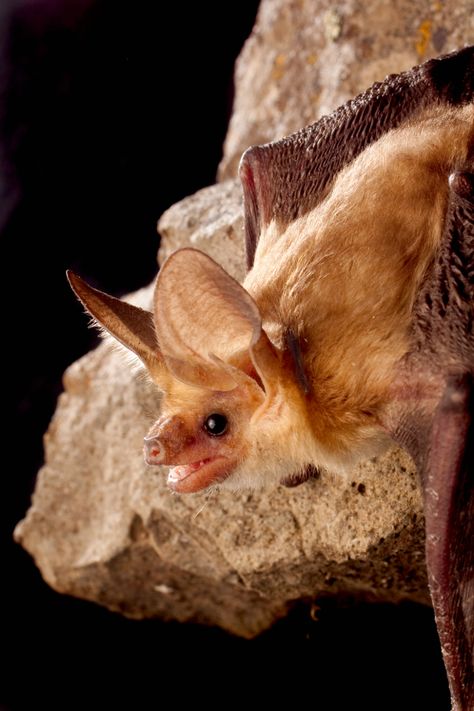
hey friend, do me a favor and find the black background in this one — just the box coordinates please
[5,1,450,708]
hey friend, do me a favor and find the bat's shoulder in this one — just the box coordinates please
[423,44,474,104]
[240,46,474,271]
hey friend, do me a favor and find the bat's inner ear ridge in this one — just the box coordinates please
[154,248,267,391]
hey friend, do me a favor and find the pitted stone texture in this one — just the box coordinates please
[158,179,245,282]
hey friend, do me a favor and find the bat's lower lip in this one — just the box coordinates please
[167,456,231,493]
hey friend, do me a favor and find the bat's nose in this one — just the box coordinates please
[143,436,165,465]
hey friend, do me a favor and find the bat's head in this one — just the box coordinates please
[68,249,314,493]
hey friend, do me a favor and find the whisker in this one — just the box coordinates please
[193,488,217,519]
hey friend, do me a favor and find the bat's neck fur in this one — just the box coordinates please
[244,105,474,470]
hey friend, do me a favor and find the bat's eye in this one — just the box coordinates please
[204,413,228,437]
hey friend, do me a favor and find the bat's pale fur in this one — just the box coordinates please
[241,105,474,477]
[70,104,474,493]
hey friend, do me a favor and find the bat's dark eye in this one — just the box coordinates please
[204,413,228,437]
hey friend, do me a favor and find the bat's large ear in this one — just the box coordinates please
[67,271,164,379]
[154,248,280,393]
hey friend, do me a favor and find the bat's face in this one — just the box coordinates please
[143,373,265,493]
[68,250,320,493]
[141,350,325,493]
[68,248,388,493]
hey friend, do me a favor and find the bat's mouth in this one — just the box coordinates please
[167,456,231,493]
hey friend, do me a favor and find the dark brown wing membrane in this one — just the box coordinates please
[240,45,474,269]
[386,170,474,710]
[424,374,474,711]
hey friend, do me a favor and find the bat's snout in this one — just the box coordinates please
[143,435,165,465]
[143,415,189,466]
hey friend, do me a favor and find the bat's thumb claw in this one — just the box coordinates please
[448,171,474,199]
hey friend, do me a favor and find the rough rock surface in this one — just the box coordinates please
[219,0,474,178]
[158,179,246,283]
[16,0,474,635]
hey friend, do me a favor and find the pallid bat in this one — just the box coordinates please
[68,47,474,710]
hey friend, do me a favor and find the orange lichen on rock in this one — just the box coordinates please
[416,19,433,58]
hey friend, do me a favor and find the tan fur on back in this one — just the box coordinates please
[244,105,474,456]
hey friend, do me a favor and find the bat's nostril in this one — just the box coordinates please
[143,437,164,465]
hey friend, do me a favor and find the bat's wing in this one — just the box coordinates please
[384,170,474,710]
[240,48,474,705]
[240,45,474,269]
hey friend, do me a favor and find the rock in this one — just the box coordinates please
[17,0,474,634]
[157,179,246,282]
[219,0,474,179]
